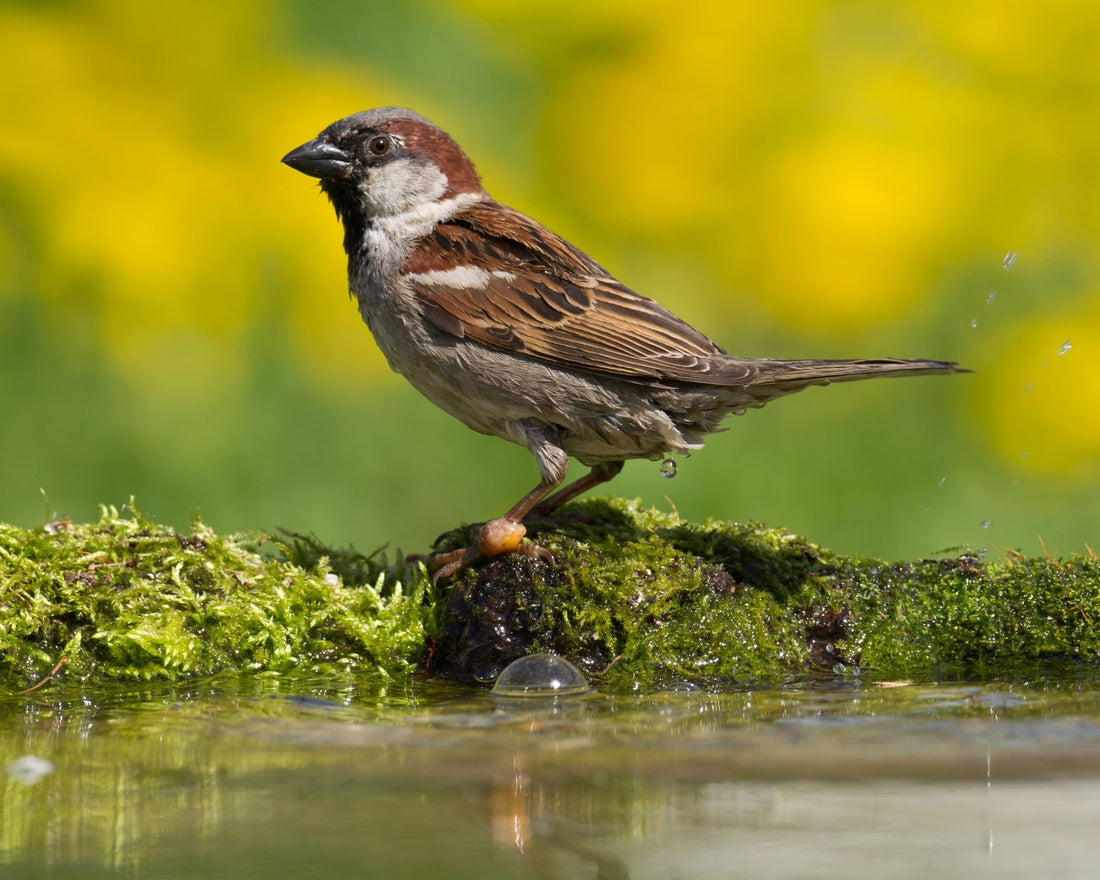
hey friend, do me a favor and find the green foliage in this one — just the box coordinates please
[0,503,431,686]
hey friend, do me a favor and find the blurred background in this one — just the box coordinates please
[1,0,1097,561]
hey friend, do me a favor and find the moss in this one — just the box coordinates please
[0,502,430,687]
[435,498,1100,688]
[1,498,1098,690]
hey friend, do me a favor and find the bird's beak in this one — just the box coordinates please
[281,137,353,180]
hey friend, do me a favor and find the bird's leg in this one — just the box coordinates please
[532,461,624,516]
[429,422,568,583]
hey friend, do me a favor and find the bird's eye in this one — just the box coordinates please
[367,135,392,156]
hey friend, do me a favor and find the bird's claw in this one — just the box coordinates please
[429,517,554,584]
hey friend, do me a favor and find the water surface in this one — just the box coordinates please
[4,670,1100,878]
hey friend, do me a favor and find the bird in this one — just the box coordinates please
[282,107,965,582]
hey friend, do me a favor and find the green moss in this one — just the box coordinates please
[0,502,431,687]
[437,498,1099,688]
[2,498,1097,690]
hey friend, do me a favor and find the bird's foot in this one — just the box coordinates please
[429,518,554,584]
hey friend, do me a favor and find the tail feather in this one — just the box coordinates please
[751,357,967,386]
[719,357,968,406]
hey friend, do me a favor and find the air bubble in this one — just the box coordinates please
[659,458,678,479]
[491,653,589,697]
[1002,251,1018,271]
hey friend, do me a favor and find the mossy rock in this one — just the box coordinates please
[1,499,1097,691]
[431,499,1100,687]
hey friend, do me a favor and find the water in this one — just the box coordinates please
[659,458,678,478]
[1059,339,1072,356]
[1002,250,1018,271]
[4,671,1100,878]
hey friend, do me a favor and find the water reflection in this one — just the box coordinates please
[3,673,1100,878]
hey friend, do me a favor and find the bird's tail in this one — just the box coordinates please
[753,357,966,386]
[719,357,968,406]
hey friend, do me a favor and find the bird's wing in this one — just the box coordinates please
[403,200,750,385]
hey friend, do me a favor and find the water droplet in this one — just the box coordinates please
[969,317,979,330]
[1058,339,1072,356]
[1041,358,1050,368]
[937,477,947,487]
[980,520,992,529]
[1023,383,1033,392]
[1018,451,1029,460]
[1002,250,1017,271]
[986,290,997,304]
[923,506,932,513]
[492,653,589,697]
[659,458,678,479]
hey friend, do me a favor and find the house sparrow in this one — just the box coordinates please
[282,107,964,581]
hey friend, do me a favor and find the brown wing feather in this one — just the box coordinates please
[405,201,747,384]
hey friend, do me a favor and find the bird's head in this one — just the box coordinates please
[282,107,484,223]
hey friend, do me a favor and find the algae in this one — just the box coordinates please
[1,498,1097,690]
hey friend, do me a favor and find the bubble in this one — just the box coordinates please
[492,653,589,697]
[1058,339,1072,356]
[986,290,997,304]
[6,755,54,786]
[980,520,992,529]
[659,458,678,479]
[1002,250,1018,271]
[969,317,979,330]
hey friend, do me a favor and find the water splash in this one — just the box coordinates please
[1002,250,1018,271]
[659,458,678,479]
[1058,339,1072,356]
